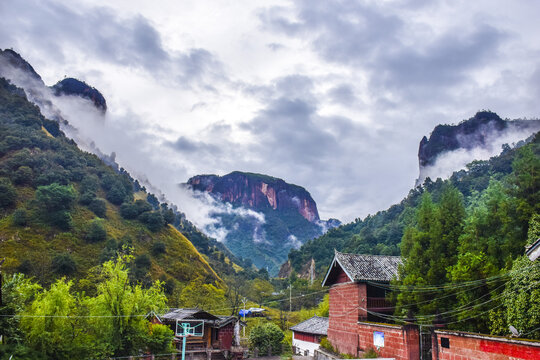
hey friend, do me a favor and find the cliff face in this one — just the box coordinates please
[188,171,320,223]
[187,171,339,275]
[417,111,540,184]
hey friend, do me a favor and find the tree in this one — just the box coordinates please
[88,198,107,218]
[12,208,28,226]
[0,177,17,209]
[179,277,226,310]
[138,211,165,232]
[52,253,78,275]
[35,183,76,212]
[86,219,107,243]
[249,279,274,306]
[86,255,169,357]
[248,322,284,355]
[20,279,88,360]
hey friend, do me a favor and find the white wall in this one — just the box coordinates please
[292,337,320,356]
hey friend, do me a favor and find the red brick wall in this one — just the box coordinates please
[218,323,234,350]
[327,279,367,356]
[433,331,540,360]
[357,322,419,360]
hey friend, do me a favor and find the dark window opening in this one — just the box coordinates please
[441,337,450,348]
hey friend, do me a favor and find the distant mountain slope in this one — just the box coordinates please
[186,171,340,275]
[0,48,249,284]
[0,77,222,290]
[287,113,539,277]
[417,111,540,184]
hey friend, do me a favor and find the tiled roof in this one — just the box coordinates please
[161,308,219,322]
[290,316,328,335]
[322,251,402,285]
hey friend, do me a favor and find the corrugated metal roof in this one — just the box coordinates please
[290,316,328,335]
[322,251,402,286]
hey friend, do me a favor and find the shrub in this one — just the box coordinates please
[79,191,95,205]
[35,183,76,212]
[88,198,107,218]
[0,178,17,209]
[86,219,107,243]
[249,322,284,355]
[138,211,164,232]
[152,242,166,255]
[49,210,72,230]
[135,254,151,269]
[13,166,33,185]
[120,203,139,219]
[52,253,77,275]
[12,208,28,226]
[17,259,33,274]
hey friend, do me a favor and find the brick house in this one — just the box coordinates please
[321,251,422,359]
[290,316,329,356]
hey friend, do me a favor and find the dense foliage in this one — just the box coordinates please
[249,322,285,355]
[1,256,173,360]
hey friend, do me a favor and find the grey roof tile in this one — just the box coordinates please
[290,316,329,335]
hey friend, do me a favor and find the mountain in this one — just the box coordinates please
[417,111,540,184]
[52,77,107,113]
[186,171,340,275]
[0,49,255,288]
[287,113,539,278]
[0,49,106,113]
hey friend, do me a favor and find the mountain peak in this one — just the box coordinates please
[52,77,107,113]
[188,171,320,222]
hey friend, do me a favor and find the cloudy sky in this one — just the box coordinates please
[1,0,540,223]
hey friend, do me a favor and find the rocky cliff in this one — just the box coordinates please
[53,77,107,113]
[188,171,320,222]
[417,111,540,184]
[186,171,340,275]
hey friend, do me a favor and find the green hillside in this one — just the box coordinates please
[289,129,539,277]
[0,77,222,291]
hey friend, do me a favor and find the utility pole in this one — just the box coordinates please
[0,258,5,345]
[289,284,292,313]
[241,297,248,337]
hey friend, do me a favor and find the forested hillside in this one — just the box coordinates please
[0,77,222,292]
[288,130,539,278]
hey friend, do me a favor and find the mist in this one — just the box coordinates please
[0,60,267,244]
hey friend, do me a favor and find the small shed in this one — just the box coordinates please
[290,316,329,356]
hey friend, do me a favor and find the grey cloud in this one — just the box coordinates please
[168,136,220,154]
[327,84,357,106]
[0,0,225,89]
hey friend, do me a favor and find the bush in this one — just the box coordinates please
[319,338,337,354]
[79,191,95,205]
[120,202,139,219]
[86,219,107,243]
[52,253,77,275]
[135,254,151,269]
[88,198,107,218]
[17,259,33,274]
[152,242,166,255]
[249,322,284,355]
[49,210,72,230]
[12,208,28,226]
[13,166,33,185]
[139,211,165,232]
[106,183,128,205]
[0,177,17,209]
[35,183,76,212]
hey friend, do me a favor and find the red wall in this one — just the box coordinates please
[327,279,366,356]
[357,322,419,360]
[294,332,319,343]
[218,323,234,350]
[433,331,540,360]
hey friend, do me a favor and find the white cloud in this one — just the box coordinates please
[1,0,540,224]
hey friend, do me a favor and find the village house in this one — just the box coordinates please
[157,308,242,360]
[321,251,540,360]
[290,315,329,356]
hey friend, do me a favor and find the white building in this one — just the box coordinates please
[290,316,329,356]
